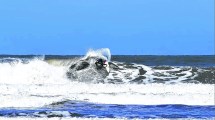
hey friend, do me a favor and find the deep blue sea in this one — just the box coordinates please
[0,49,214,119]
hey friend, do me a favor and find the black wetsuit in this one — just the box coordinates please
[95,59,105,69]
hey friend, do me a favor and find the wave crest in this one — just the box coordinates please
[84,48,111,62]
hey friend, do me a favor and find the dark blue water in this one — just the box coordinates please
[111,55,215,67]
[0,101,214,119]
[1,55,215,67]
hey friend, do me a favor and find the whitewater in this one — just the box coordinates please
[0,48,214,119]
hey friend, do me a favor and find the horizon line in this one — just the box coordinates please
[0,54,214,56]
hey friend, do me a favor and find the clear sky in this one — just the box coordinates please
[0,0,214,55]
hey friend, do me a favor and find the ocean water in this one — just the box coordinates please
[0,49,214,120]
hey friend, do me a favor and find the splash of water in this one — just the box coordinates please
[84,48,111,61]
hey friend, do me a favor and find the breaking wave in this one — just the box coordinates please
[0,48,214,119]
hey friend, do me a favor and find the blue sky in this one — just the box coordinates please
[0,0,214,55]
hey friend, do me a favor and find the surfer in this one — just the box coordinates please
[95,58,107,69]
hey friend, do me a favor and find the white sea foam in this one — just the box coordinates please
[0,79,214,107]
[0,58,69,85]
